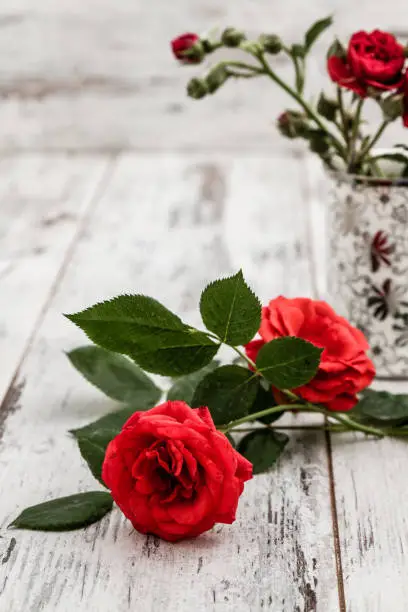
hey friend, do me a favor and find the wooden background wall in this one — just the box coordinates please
[0,0,406,152]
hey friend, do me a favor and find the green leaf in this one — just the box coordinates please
[191,365,259,426]
[71,407,136,440]
[71,407,136,484]
[237,429,289,475]
[305,16,333,52]
[291,44,305,59]
[371,152,408,165]
[166,360,220,404]
[76,435,110,486]
[250,383,283,424]
[256,337,322,390]
[67,345,161,407]
[352,389,408,427]
[10,492,113,531]
[66,295,219,377]
[380,94,405,122]
[199,271,261,346]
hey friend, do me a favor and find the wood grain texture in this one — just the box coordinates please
[305,156,408,612]
[0,0,340,151]
[0,154,339,611]
[330,380,408,612]
[0,1,407,151]
[0,154,110,405]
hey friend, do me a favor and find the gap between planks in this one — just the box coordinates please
[304,157,347,612]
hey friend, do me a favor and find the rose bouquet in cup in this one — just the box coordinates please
[9,273,408,541]
[172,19,408,177]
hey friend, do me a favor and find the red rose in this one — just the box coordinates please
[328,30,405,96]
[245,297,375,411]
[102,401,252,542]
[402,70,408,127]
[171,33,202,64]
[327,56,367,97]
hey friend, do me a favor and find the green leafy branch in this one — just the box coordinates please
[10,270,408,532]
[179,18,408,177]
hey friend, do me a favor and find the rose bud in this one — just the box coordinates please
[259,34,282,55]
[206,64,229,94]
[102,401,252,542]
[171,33,204,64]
[187,77,208,99]
[221,27,246,47]
[317,92,338,121]
[308,130,330,154]
[277,110,309,139]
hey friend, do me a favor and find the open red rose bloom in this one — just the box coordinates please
[102,401,252,542]
[246,297,375,411]
[328,29,406,97]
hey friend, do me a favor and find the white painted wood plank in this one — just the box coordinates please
[305,154,408,611]
[0,154,339,611]
[0,1,407,150]
[330,379,408,612]
[0,154,110,404]
[0,0,331,151]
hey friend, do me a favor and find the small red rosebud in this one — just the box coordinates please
[278,112,289,125]
[171,33,203,64]
[277,110,309,139]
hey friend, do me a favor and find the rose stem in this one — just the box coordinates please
[347,98,364,170]
[282,44,304,94]
[220,404,309,433]
[307,404,385,437]
[221,60,264,74]
[228,424,348,432]
[356,120,389,168]
[231,345,257,369]
[337,87,350,147]
[205,333,386,438]
[254,52,347,160]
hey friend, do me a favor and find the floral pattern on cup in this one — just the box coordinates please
[328,173,408,378]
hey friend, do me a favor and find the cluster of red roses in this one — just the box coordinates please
[327,30,408,127]
[104,297,374,541]
[12,285,379,543]
[172,29,408,128]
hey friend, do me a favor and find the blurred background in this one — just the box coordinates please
[0,0,406,153]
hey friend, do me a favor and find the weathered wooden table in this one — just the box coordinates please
[0,153,407,611]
